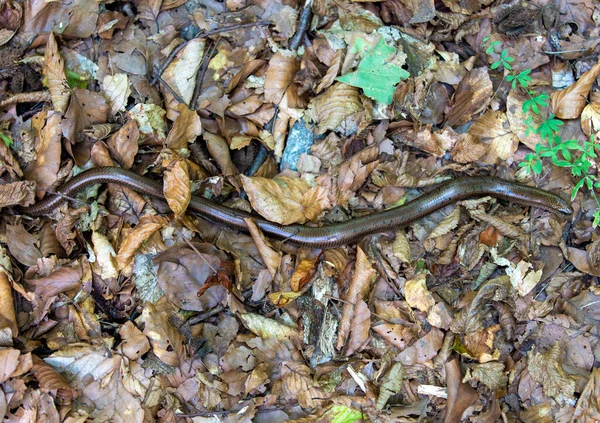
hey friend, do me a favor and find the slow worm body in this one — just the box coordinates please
[21,167,572,248]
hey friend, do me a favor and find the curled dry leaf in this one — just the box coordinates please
[166,104,202,150]
[163,158,191,218]
[289,255,320,292]
[0,348,20,383]
[580,102,600,137]
[241,174,330,225]
[307,82,362,135]
[204,131,239,176]
[116,215,169,270]
[43,32,70,114]
[31,356,77,402]
[397,327,444,365]
[551,58,600,119]
[444,358,479,423]
[243,217,281,278]
[427,206,460,239]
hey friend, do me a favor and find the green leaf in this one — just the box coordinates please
[593,209,600,228]
[0,131,12,147]
[572,178,585,200]
[491,61,501,70]
[533,158,543,174]
[337,38,410,105]
[66,69,88,89]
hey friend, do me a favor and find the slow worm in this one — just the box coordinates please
[21,167,573,248]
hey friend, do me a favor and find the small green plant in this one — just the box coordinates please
[483,37,600,226]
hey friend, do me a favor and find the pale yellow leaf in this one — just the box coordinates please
[91,231,118,279]
[162,38,205,105]
[102,73,131,116]
[404,274,435,313]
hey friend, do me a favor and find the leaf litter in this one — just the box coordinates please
[0,0,598,421]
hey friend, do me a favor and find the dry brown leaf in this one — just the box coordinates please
[0,180,35,209]
[0,348,19,383]
[163,158,191,218]
[138,301,187,367]
[345,300,371,356]
[446,67,492,127]
[116,215,169,270]
[444,358,479,423]
[268,291,302,307]
[397,327,444,365]
[24,266,81,299]
[62,88,110,147]
[117,321,150,360]
[527,344,575,404]
[6,223,42,267]
[166,104,202,150]
[315,49,343,93]
[462,324,500,363]
[336,247,375,350]
[226,59,267,93]
[551,58,600,119]
[264,51,299,105]
[279,361,327,408]
[239,313,299,344]
[372,323,416,351]
[465,205,525,239]
[228,95,263,116]
[43,32,70,114]
[107,120,139,169]
[204,131,239,176]
[154,243,227,311]
[506,91,546,151]
[450,133,487,164]
[572,367,600,422]
[307,82,362,134]
[0,271,17,337]
[31,356,77,402]
[241,174,329,225]
[469,111,518,164]
[24,111,62,198]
